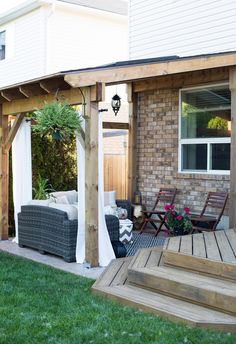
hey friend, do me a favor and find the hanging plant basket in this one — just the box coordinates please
[32,101,82,141]
[52,130,63,141]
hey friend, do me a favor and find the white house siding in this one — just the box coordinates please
[129,0,236,59]
[46,4,128,73]
[0,8,46,88]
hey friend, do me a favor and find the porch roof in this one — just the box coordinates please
[1,50,236,105]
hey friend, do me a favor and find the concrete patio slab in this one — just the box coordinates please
[0,240,105,280]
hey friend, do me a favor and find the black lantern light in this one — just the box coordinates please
[111,94,121,116]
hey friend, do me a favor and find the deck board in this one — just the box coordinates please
[180,235,192,255]
[215,230,236,264]
[167,236,181,252]
[110,257,132,286]
[193,233,206,258]
[225,229,236,256]
[94,258,124,288]
[146,248,162,268]
[204,232,221,261]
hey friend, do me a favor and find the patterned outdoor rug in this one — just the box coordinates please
[125,232,166,257]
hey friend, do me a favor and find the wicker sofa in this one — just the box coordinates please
[18,200,131,262]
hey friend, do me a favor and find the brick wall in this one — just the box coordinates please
[136,86,230,220]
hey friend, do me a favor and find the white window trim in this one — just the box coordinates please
[178,83,230,175]
[0,23,14,62]
[0,29,6,61]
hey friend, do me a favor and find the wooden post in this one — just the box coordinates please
[0,105,9,240]
[85,87,99,267]
[127,83,138,201]
[229,67,236,228]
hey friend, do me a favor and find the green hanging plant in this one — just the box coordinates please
[32,101,82,140]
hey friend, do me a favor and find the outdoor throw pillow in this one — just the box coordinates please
[104,191,116,207]
[50,190,77,204]
[104,205,117,216]
[55,195,70,204]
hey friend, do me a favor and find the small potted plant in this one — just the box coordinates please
[164,204,192,236]
[33,101,82,140]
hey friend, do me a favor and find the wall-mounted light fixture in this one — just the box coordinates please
[111,94,121,116]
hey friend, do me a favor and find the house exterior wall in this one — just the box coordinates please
[0,8,46,87]
[129,0,236,59]
[46,4,128,73]
[0,2,128,88]
[135,68,230,228]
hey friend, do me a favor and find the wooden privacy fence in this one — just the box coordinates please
[104,154,128,199]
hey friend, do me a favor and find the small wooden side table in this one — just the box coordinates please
[132,203,146,230]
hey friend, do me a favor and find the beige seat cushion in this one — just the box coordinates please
[49,203,78,220]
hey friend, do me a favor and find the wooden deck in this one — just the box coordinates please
[92,229,236,331]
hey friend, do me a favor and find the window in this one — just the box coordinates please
[179,85,231,173]
[0,31,6,60]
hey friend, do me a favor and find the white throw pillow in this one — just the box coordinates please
[28,199,52,206]
[50,190,77,204]
[55,195,69,204]
[104,205,117,216]
[49,203,78,220]
[104,191,116,207]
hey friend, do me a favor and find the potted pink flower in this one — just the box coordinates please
[164,204,192,236]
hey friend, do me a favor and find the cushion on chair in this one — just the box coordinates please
[49,203,78,220]
[104,191,116,207]
[28,199,53,206]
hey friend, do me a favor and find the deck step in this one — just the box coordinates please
[163,229,236,281]
[93,283,236,332]
[128,265,236,315]
[128,246,163,270]
[93,256,132,289]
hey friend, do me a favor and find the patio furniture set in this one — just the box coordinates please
[17,189,228,262]
[139,188,228,236]
[18,190,132,262]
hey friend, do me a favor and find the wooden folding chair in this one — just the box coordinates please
[191,191,228,233]
[139,188,177,236]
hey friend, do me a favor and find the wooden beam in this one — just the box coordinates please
[133,67,229,93]
[229,67,236,228]
[20,84,48,98]
[2,87,85,115]
[127,83,137,201]
[85,87,99,267]
[64,53,236,87]
[1,89,27,102]
[39,78,71,93]
[102,122,129,130]
[0,107,9,240]
[3,113,25,152]
[82,83,105,103]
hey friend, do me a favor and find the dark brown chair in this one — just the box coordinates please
[139,188,177,236]
[190,191,228,233]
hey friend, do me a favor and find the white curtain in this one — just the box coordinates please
[76,123,85,263]
[98,113,115,265]
[76,112,115,266]
[12,119,32,243]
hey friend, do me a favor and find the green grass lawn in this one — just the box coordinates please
[0,252,235,344]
